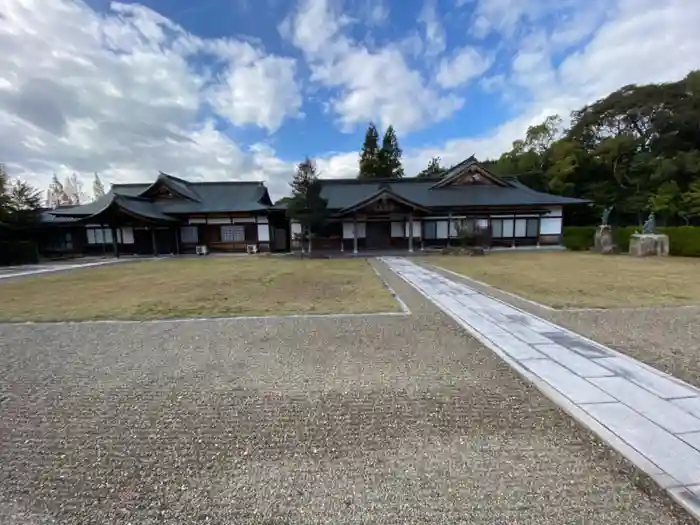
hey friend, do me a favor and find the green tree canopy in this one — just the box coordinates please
[484,70,700,226]
[286,157,328,250]
[358,123,381,179]
[417,156,448,178]
[377,125,404,178]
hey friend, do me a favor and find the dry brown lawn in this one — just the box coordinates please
[0,258,399,322]
[422,251,700,309]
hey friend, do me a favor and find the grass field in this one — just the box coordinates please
[422,251,700,309]
[0,258,399,322]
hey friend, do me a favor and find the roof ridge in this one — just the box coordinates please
[319,177,436,184]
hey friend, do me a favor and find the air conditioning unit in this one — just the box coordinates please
[246,244,259,254]
[196,245,209,256]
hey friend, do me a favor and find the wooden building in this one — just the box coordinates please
[48,172,288,256]
[292,157,588,252]
[40,157,586,257]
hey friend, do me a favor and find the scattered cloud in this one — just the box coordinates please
[1,0,699,202]
[281,0,463,133]
[418,0,446,57]
[0,0,300,195]
[436,47,493,89]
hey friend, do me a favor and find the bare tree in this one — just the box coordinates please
[93,173,106,199]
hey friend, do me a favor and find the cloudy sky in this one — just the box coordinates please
[2,0,700,200]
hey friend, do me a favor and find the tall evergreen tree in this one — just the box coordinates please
[358,122,381,179]
[377,125,404,178]
[287,157,328,253]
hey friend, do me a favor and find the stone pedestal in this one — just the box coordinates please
[629,234,670,257]
[594,225,615,254]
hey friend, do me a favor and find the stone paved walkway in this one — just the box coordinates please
[382,256,700,520]
[0,258,127,280]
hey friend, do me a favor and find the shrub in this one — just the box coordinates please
[563,226,595,251]
[564,225,700,257]
[613,226,638,253]
[0,241,39,266]
[658,226,700,257]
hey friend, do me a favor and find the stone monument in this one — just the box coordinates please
[594,205,615,254]
[629,212,670,257]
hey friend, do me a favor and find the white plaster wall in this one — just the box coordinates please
[121,227,134,244]
[291,222,303,236]
[343,222,367,239]
[436,221,448,239]
[391,221,404,238]
[541,206,563,235]
[208,217,231,225]
[404,220,421,238]
[257,224,270,242]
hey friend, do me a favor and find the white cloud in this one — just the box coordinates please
[418,0,446,57]
[207,48,302,132]
[0,0,301,197]
[281,0,464,133]
[436,47,493,89]
[318,0,700,179]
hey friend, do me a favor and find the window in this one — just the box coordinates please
[515,219,527,238]
[491,220,503,238]
[526,218,539,237]
[180,226,198,244]
[502,219,514,238]
[86,227,112,244]
[423,221,437,239]
[221,224,245,242]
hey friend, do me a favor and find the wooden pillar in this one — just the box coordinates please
[353,217,358,254]
[101,223,107,256]
[340,222,344,252]
[111,225,119,258]
[175,226,180,255]
[447,213,453,247]
[151,227,158,256]
[408,214,414,253]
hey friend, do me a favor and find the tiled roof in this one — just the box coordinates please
[50,174,273,221]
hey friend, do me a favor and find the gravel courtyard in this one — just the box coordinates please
[0,264,692,524]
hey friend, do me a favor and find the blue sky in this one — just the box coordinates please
[1,0,699,198]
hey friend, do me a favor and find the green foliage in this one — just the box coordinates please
[659,226,700,256]
[286,157,328,238]
[0,166,41,225]
[417,156,448,178]
[0,241,39,266]
[563,227,596,251]
[358,123,381,179]
[377,125,404,178]
[358,123,403,179]
[613,227,638,252]
[489,70,700,227]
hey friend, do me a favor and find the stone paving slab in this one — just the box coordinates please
[382,256,700,522]
[0,258,128,280]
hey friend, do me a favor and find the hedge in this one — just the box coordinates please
[563,225,700,257]
[562,226,596,251]
[0,241,39,266]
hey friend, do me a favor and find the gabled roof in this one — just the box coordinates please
[430,155,509,189]
[337,186,431,215]
[318,157,589,210]
[139,173,202,202]
[50,174,274,222]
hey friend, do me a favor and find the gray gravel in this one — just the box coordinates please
[0,265,693,524]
